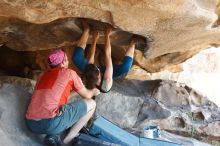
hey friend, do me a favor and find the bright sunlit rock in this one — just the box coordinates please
[151,47,220,106]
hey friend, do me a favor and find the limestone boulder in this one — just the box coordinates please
[95,79,220,145]
[0,0,220,72]
[149,47,220,107]
[0,76,219,145]
[0,80,41,146]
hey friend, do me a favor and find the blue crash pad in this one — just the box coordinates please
[89,116,181,146]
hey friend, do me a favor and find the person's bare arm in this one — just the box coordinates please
[88,31,99,64]
[77,87,100,99]
[77,21,90,49]
[102,27,113,91]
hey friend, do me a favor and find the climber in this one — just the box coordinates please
[72,21,137,93]
[25,49,100,146]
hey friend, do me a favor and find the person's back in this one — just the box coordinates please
[25,49,100,146]
[26,67,83,120]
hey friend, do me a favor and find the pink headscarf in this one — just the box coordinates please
[48,49,65,66]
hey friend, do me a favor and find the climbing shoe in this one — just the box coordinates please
[44,135,63,146]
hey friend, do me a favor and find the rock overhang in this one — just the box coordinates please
[0,0,220,73]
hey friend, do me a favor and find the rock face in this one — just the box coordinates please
[0,79,41,146]
[95,79,145,128]
[0,1,220,145]
[146,47,220,107]
[0,0,220,72]
[0,76,218,146]
[95,79,220,145]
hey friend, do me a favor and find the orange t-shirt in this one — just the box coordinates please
[26,67,84,119]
